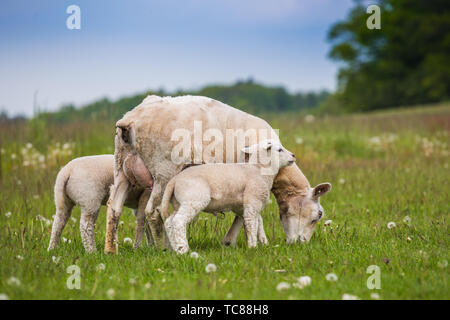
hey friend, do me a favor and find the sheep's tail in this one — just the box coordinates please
[48,165,73,251]
[160,178,176,221]
[54,166,71,211]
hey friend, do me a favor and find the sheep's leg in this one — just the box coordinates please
[164,205,200,254]
[242,203,261,248]
[80,207,100,253]
[104,172,130,254]
[48,201,74,251]
[145,182,167,249]
[144,219,154,246]
[134,189,151,248]
[222,216,243,247]
[257,214,268,245]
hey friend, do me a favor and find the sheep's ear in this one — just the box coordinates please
[241,146,252,154]
[312,183,331,199]
[260,139,273,151]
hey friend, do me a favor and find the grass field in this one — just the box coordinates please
[0,104,449,300]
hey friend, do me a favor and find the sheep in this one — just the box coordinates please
[105,95,332,254]
[161,140,296,254]
[48,154,153,253]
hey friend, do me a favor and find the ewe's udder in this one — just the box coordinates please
[123,154,153,189]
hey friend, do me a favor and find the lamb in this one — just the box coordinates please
[47,154,153,253]
[161,140,296,254]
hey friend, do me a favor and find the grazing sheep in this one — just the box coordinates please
[48,154,153,253]
[105,95,332,254]
[161,140,296,254]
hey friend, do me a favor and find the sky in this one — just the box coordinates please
[0,0,354,116]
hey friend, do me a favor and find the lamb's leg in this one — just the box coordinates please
[242,204,261,248]
[80,207,100,253]
[134,189,151,248]
[257,214,268,245]
[48,201,74,251]
[164,205,200,254]
[145,182,166,249]
[104,172,130,254]
[222,216,243,247]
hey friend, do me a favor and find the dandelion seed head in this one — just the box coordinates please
[123,237,133,245]
[7,277,21,286]
[107,288,115,299]
[342,293,359,300]
[403,216,411,224]
[96,263,106,271]
[387,222,396,229]
[325,273,338,282]
[190,252,199,259]
[0,293,9,300]
[5,212,11,218]
[205,263,217,273]
[324,220,332,226]
[297,276,311,287]
[370,293,380,300]
[276,282,291,291]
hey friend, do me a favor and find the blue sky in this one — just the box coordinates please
[0,0,354,116]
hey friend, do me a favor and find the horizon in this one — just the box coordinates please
[0,0,354,116]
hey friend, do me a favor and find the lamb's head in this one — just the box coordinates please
[241,140,296,174]
[280,182,331,243]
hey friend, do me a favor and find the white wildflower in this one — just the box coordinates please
[387,222,396,229]
[144,283,151,289]
[7,276,21,286]
[297,276,311,287]
[62,237,68,243]
[276,282,291,291]
[71,217,76,223]
[11,153,17,160]
[52,256,61,264]
[295,137,303,144]
[107,288,115,299]
[190,252,199,259]
[339,178,345,184]
[123,237,133,245]
[0,293,10,300]
[342,293,359,300]
[370,293,380,300]
[403,216,411,224]
[438,260,448,269]
[5,212,11,218]
[205,263,217,273]
[325,273,338,282]
[96,263,106,271]
[324,220,332,226]
[16,255,24,261]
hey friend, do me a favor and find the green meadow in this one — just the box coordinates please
[0,104,448,299]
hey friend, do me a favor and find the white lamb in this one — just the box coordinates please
[161,140,296,254]
[48,154,153,252]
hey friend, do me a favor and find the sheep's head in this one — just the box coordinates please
[280,182,331,243]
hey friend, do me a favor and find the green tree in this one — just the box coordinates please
[328,0,450,111]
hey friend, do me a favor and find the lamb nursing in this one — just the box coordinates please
[161,140,296,254]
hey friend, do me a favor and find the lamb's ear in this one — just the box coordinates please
[312,183,331,199]
[260,139,273,151]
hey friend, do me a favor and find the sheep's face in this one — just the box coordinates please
[280,183,331,243]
